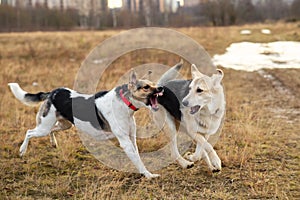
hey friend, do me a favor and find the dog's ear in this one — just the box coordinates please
[191,64,204,79]
[141,70,152,80]
[212,69,224,86]
[157,59,183,85]
[129,69,137,87]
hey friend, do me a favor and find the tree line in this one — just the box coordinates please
[0,0,300,32]
[202,0,300,26]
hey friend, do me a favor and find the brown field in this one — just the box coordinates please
[0,23,299,199]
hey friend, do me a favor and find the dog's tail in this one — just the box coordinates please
[158,59,183,86]
[8,83,50,106]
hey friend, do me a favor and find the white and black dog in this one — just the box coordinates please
[155,62,225,172]
[8,70,163,179]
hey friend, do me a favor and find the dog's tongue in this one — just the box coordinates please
[150,96,159,111]
[158,92,163,96]
[190,105,200,114]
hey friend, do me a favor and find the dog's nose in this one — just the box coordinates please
[182,100,189,106]
[156,87,163,92]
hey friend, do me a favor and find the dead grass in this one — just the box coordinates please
[0,22,299,199]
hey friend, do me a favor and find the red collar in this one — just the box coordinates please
[119,89,139,111]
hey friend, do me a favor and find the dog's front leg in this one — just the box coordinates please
[129,117,138,152]
[187,131,221,172]
[112,125,159,179]
[187,142,214,170]
[187,134,211,163]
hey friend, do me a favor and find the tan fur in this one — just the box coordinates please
[130,79,158,104]
[182,65,225,171]
[154,63,225,172]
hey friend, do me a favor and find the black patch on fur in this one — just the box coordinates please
[115,84,129,100]
[25,92,50,102]
[157,87,182,120]
[49,89,73,123]
[157,80,192,121]
[49,88,109,130]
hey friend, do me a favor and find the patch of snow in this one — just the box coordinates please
[240,30,252,35]
[32,82,38,86]
[213,41,300,71]
[261,29,271,35]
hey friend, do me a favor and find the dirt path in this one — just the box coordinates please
[258,69,300,124]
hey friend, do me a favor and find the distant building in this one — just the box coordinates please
[0,0,26,7]
[0,0,71,9]
[121,0,140,12]
[120,0,181,13]
[184,0,201,7]
[0,0,105,10]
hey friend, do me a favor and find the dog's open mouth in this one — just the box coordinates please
[190,105,201,114]
[148,89,164,111]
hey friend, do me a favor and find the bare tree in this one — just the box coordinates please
[256,0,289,21]
[291,0,300,19]
[236,0,256,23]
[143,0,151,26]
[44,0,48,8]
[60,0,64,11]
[28,0,32,7]
[203,0,236,26]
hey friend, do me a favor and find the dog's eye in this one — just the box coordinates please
[196,88,203,93]
[143,85,150,90]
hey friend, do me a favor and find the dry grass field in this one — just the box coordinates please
[0,23,299,199]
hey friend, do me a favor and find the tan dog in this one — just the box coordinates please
[155,63,225,172]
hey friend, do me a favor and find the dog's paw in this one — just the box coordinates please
[177,157,194,169]
[186,161,195,169]
[185,152,200,162]
[50,137,58,148]
[19,145,27,157]
[210,155,222,172]
[212,168,221,173]
[50,140,58,148]
[144,172,160,179]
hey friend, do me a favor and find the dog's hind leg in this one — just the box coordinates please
[49,133,58,148]
[50,120,72,148]
[165,116,194,169]
[19,105,57,157]
[152,109,194,169]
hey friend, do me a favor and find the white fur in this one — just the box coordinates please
[154,64,225,172]
[74,118,114,140]
[182,67,225,171]
[19,105,57,156]
[94,89,159,178]
[9,80,160,179]
[8,83,36,106]
[70,92,92,99]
